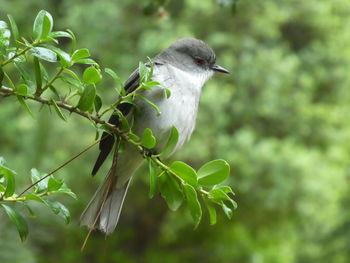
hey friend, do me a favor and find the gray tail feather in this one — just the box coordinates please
[80,178,130,235]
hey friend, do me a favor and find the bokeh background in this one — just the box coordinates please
[1,0,350,262]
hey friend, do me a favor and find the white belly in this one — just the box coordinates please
[134,64,208,154]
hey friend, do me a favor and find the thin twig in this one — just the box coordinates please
[18,134,109,197]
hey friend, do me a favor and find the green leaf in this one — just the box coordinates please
[33,57,42,91]
[71,48,90,61]
[44,45,71,67]
[33,10,45,40]
[221,203,233,219]
[159,172,183,211]
[170,161,198,188]
[33,10,53,40]
[208,188,237,209]
[30,47,57,62]
[51,99,67,121]
[1,204,28,242]
[141,128,156,149]
[44,200,71,224]
[17,96,34,118]
[136,94,161,116]
[0,160,16,197]
[47,177,63,192]
[66,29,76,54]
[147,158,158,198]
[30,168,48,193]
[198,159,230,186]
[7,15,19,47]
[94,94,102,113]
[213,185,235,195]
[105,68,124,95]
[41,11,54,40]
[74,58,97,65]
[23,203,36,218]
[183,184,202,228]
[83,66,102,84]
[49,31,72,39]
[139,61,150,82]
[49,183,77,199]
[24,193,45,203]
[203,196,217,225]
[78,84,96,111]
[17,83,28,96]
[160,126,179,158]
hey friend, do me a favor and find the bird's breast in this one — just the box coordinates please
[134,64,205,154]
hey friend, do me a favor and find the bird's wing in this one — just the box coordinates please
[91,60,164,175]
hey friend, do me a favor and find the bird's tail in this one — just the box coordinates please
[80,174,130,235]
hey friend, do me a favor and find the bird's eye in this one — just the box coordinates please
[194,58,204,65]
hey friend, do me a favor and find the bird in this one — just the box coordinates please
[80,38,229,235]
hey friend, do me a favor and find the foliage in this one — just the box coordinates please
[0,10,235,240]
[0,157,76,241]
[0,0,349,263]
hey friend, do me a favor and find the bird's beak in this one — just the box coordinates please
[211,64,230,74]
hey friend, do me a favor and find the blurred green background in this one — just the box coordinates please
[1,0,350,262]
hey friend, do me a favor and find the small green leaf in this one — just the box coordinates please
[165,88,171,98]
[33,10,45,40]
[24,193,45,203]
[17,96,34,118]
[33,10,53,40]
[17,83,28,96]
[41,11,53,39]
[44,200,71,223]
[105,68,124,94]
[0,160,16,197]
[78,84,96,111]
[221,203,233,219]
[74,58,97,65]
[198,159,230,186]
[49,31,71,39]
[170,161,198,188]
[83,66,102,84]
[147,158,158,198]
[128,132,140,142]
[141,128,156,149]
[113,109,130,131]
[51,99,67,121]
[208,188,237,209]
[1,204,28,242]
[203,196,217,225]
[160,126,179,158]
[30,168,48,193]
[94,94,102,113]
[213,185,235,195]
[30,47,57,62]
[49,183,77,199]
[33,57,42,91]
[137,94,161,116]
[71,48,90,61]
[159,172,183,211]
[139,61,150,82]
[7,15,19,47]
[66,29,76,54]
[183,183,202,228]
[44,45,71,67]
[47,177,63,192]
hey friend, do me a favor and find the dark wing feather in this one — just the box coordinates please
[91,69,140,175]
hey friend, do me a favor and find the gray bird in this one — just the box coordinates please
[80,38,229,234]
